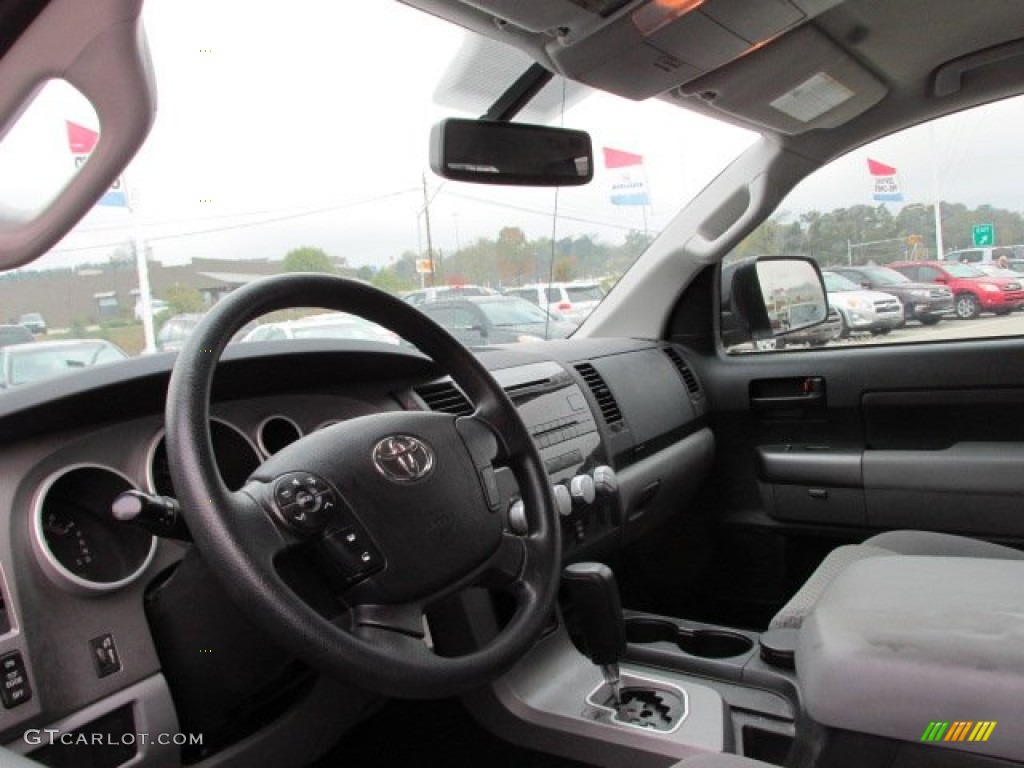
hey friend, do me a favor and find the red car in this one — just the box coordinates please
[889,261,1024,319]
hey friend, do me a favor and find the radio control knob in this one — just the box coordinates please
[553,485,573,518]
[592,465,619,496]
[570,474,596,506]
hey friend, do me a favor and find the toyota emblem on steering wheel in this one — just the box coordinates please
[372,435,435,483]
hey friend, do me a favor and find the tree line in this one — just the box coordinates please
[733,202,1024,265]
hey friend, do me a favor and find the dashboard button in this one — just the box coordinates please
[90,634,121,678]
[0,652,30,708]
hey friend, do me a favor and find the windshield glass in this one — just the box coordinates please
[945,263,985,278]
[565,285,605,302]
[0,1,756,387]
[477,299,551,326]
[823,272,860,292]
[862,267,910,285]
[7,342,123,386]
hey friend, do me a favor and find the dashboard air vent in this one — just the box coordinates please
[573,363,623,426]
[414,381,473,416]
[664,347,701,396]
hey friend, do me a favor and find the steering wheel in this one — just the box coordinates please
[164,274,561,698]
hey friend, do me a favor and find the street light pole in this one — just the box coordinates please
[421,174,435,287]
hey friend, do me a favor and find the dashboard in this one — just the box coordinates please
[0,337,712,767]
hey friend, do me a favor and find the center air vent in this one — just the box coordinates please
[664,347,701,397]
[414,381,473,416]
[573,362,623,427]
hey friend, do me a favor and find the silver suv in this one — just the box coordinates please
[502,281,605,324]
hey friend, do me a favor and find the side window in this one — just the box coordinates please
[545,288,560,304]
[723,94,1024,353]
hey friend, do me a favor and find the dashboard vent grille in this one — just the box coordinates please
[664,347,701,396]
[414,381,473,416]
[573,363,622,426]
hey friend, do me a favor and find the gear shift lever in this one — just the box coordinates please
[562,562,627,706]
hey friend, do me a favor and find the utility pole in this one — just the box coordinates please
[929,124,945,259]
[422,174,435,287]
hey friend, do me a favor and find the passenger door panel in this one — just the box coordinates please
[701,340,1024,544]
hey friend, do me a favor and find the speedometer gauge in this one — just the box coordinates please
[32,465,156,595]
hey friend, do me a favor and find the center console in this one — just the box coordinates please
[467,561,798,768]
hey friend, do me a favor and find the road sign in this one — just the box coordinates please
[415,258,433,274]
[973,223,994,247]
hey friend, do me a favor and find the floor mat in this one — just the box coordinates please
[311,697,597,768]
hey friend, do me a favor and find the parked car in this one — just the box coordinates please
[503,281,605,324]
[401,284,498,306]
[16,312,45,334]
[134,296,171,320]
[831,265,953,325]
[0,324,32,348]
[974,264,1024,279]
[890,260,1024,318]
[0,339,127,388]
[155,313,205,351]
[942,245,1024,264]
[777,305,843,348]
[820,271,904,336]
[418,296,576,346]
[241,312,400,345]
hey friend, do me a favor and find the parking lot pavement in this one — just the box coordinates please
[844,311,1024,346]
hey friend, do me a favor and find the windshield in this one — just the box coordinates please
[477,299,551,326]
[6,342,123,386]
[0,1,755,389]
[861,267,910,285]
[822,272,860,292]
[565,285,605,302]
[945,263,985,278]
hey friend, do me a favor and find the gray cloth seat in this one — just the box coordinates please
[672,755,776,768]
[769,529,1024,630]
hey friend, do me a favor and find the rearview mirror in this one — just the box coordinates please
[721,256,828,346]
[430,119,593,187]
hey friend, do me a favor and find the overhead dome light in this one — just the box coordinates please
[632,0,706,36]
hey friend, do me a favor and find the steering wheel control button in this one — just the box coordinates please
[322,528,383,582]
[480,465,501,511]
[274,473,335,533]
[90,634,121,678]
[0,652,31,708]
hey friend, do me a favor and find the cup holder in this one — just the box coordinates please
[625,618,754,659]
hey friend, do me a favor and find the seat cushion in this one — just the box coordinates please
[769,531,1024,630]
[672,754,778,768]
[797,556,1024,762]
[769,544,895,629]
[864,530,1024,559]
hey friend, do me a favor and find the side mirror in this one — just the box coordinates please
[430,119,593,187]
[721,256,828,347]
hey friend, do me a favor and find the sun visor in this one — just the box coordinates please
[0,0,155,270]
[672,26,887,134]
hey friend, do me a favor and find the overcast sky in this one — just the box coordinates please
[3,1,1023,273]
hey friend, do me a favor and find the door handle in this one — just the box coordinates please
[750,377,826,411]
